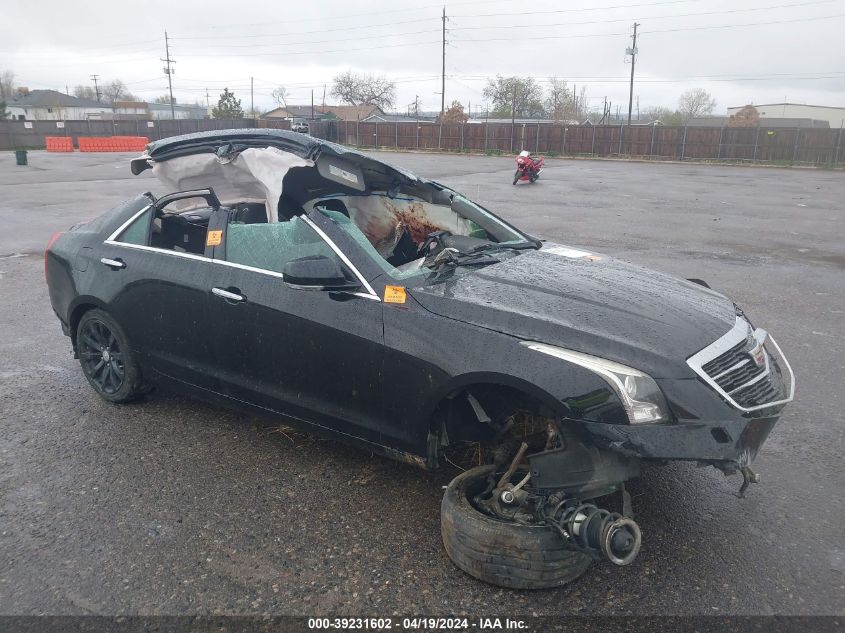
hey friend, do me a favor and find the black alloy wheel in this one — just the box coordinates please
[76,309,145,403]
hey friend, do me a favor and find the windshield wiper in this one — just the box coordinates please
[427,248,500,277]
[470,240,541,255]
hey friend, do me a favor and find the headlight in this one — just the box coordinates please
[520,342,671,424]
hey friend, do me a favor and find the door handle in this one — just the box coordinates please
[101,257,126,269]
[212,287,245,302]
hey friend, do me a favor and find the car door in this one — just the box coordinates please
[205,211,386,445]
[102,189,227,391]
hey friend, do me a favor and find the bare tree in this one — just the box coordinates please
[678,88,717,120]
[0,70,15,101]
[271,86,290,110]
[100,79,138,104]
[73,85,97,101]
[331,71,395,110]
[641,105,684,126]
[153,94,176,104]
[544,77,575,121]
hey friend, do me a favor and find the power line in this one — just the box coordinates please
[451,0,705,19]
[449,0,838,32]
[170,16,436,40]
[177,39,441,58]
[173,28,440,51]
[454,12,845,43]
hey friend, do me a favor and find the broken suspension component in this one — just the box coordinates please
[546,501,642,566]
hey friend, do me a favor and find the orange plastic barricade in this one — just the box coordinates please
[45,136,74,152]
[76,136,150,152]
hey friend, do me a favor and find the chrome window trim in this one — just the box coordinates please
[105,203,153,242]
[103,240,212,263]
[301,215,380,300]
[686,316,795,413]
[103,206,380,302]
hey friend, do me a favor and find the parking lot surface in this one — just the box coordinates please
[0,150,843,615]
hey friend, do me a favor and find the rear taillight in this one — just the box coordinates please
[45,232,62,282]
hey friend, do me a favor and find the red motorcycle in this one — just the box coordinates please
[513,150,544,185]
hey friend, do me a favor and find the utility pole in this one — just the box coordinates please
[90,74,101,103]
[205,88,210,112]
[250,76,254,118]
[441,7,447,118]
[626,22,639,126]
[161,31,176,120]
[311,89,314,120]
[511,82,517,151]
[322,84,326,109]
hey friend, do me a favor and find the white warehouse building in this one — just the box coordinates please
[727,103,845,128]
[5,89,112,121]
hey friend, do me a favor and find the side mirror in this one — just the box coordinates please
[282,255,360,291]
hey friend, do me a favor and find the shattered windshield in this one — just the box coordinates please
[310,186,534,281]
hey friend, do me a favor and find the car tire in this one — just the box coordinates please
[76,309,145,404]
[441,465,593,589]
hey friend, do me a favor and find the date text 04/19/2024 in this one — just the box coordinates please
[307,617,529,630]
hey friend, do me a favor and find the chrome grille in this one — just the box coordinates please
[687,316,795,413]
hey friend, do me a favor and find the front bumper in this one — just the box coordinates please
[576,415,778,472]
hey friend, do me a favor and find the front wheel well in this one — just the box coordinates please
[430,383,563,469]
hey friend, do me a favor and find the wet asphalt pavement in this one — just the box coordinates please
[0,151,843,616]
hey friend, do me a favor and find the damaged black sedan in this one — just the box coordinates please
[45,129,794,589]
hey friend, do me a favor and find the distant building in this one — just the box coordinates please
[147,102,207,120]
[361,112,437,123]
[263,104,384,122]
[112,101,208,120]
[726,103,845,128]
[688,115,830,128]
[263,105,335,121]
[5,89,112,120]
[112,101,151,120]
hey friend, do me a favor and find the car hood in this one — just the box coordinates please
[409,243,737,378]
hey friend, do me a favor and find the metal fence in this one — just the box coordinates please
[3,117,843,166]
[0,118,290,151]
[312,120,845,166]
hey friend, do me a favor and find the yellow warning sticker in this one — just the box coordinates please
[206,230,223,246]
[384,285,407,304]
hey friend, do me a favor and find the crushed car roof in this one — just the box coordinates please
[130,128,417,181]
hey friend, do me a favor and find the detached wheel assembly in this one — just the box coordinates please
[441,465,593,589]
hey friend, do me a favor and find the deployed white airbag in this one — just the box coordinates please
[151,146,311,220]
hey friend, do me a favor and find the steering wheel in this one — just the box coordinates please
[418,230,452,258]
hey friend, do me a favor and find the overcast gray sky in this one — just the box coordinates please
[2,0,843,116]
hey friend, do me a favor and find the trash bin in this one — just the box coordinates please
[15,149,28,166]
